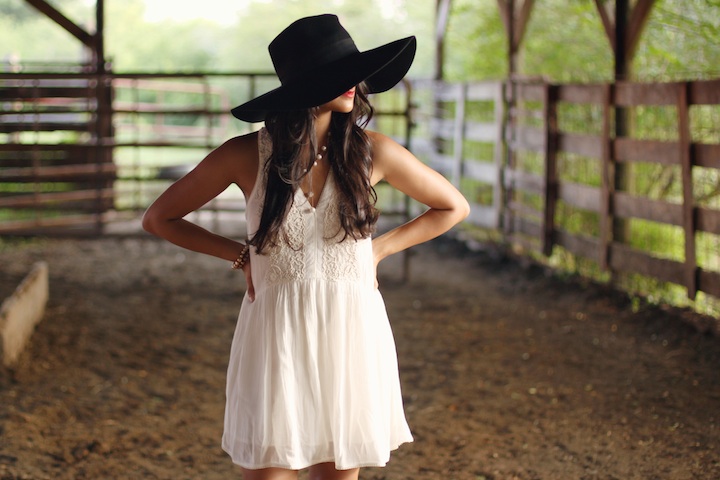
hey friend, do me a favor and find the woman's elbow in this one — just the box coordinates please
[452,195,471,224]
[141,207,161,236]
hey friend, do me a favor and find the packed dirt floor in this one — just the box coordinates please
[1,235,719,480]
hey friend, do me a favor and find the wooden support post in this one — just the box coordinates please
[677,81,697,298]
[451,83,467,188]
[435,0,452,82]
[612,0,631,262]
[542,83,558,256]
[493,82,506,229]
[599,83,614,270]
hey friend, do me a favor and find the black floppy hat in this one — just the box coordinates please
[231,14,417,123]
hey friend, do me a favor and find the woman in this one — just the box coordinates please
[143,14,469,480]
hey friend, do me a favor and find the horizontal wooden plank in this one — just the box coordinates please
[558,132,604,159]
[698,268,720,298]
[515,83,545,102]
[514,216,542,238]
[113,103,225,115]
[507,200,542,221]
[556,84,606,104]
[0,164,116,182]
[614,191,683,225]
[0,189,113,209]
[513,126,544,153]
[434,82,463,102]
[427,153,457,176]
[609,243,685,284]
[0,87,94,100]
[463,161,497,184]
[696,207,720,235]
[555,228,600,260]
[0,122,91,133]
[408,137,434,155]
[0,143,98,151]
[0,214,103,234]
[689,79,720,105]
[466,82,501,101]
[615,82,680,106]
[504,169,544,194]
[694,144,720,169]
[614,138,680,165]
[430,117,456,140]
[465,121,498,143]
[558,181,601,212]
[467,203,498,229]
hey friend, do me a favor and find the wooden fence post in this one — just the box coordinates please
[542,83,558,256]
[451,83,467,188]
[493,82,506,230]
[503,80,517,238]
[599,83,614,270]
[678,81,697,298]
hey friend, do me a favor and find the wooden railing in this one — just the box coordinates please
[0,73,114,234]
[411,78,720,305]
[0,71,414,237]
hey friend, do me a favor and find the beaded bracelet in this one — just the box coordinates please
[231,243,250,270]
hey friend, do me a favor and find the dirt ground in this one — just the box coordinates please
[1,235,719,480]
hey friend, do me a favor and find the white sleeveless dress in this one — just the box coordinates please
[222,128,413,470]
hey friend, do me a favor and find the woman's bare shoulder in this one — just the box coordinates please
[218,130,260,157]
[366,129,395,149]
[197,130,261,192]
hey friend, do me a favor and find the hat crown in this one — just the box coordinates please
[269,14,359,85]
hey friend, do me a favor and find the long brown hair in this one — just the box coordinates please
[250,83,379,254]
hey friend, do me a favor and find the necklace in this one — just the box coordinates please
[303,135,329,202]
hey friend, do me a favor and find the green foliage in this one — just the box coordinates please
[444,0,507,81]
[442,0,720,82]
[1,0,434,75]
[636,0,720,80]
[0,0,90,63]
[522,1,613,82]
[219,0,434,76]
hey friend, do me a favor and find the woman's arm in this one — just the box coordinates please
[369,130,470,264]
[142,132,259,264]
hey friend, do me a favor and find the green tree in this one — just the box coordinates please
[635,0,720,80]
[444,0,507,81]
[220,0,434,76]
[522,0,612,82]
[0,0,92,64]
[105,0,230,71]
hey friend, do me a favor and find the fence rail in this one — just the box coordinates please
[3,69,720,310]
[410,77,720,307]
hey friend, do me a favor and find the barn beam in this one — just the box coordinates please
[435,0,452,80]
[592,0,657,63]
[626,0,655,60]
[593,0,615,50]
[497,0,536,77]
[24,0,93,47]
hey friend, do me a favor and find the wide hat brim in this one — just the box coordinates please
[231,36,417,123]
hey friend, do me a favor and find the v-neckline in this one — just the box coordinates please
[299,169,332,209]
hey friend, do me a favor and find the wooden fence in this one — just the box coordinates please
[3,70,720,307]
[0,73,114,234]
[0,71,274,235]
[412,78,720,304]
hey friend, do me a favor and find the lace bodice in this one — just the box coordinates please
[245,128,374,293]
